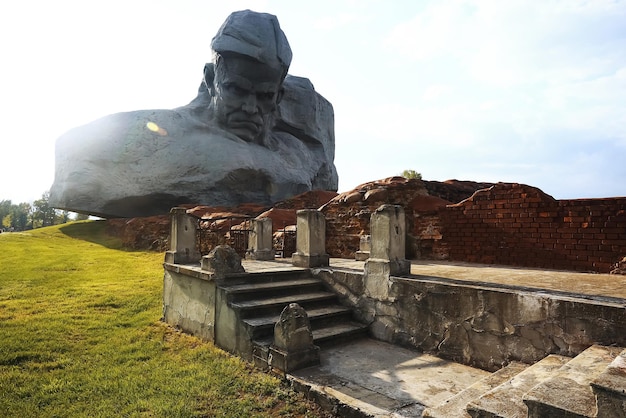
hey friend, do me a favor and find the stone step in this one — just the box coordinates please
[523,345,624,418]
[590,348,626,418]
[423,361,529,418]
[250,321,368,370]
[466,354,570,418]
[243,305,353,334]
[229,291,337,316]
[252,321,369,352]
[222,277,325,302]
[312,321,369,346]
[217,269,310,286]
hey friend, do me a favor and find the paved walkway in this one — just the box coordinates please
[240,258,626,417]
[290,338,490,417]
[245,258,626,300]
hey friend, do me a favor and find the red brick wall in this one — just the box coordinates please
[434,183,626,273]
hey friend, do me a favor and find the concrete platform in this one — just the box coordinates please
[289,338,491,417]
[247,258,626,300]
[238,258,626,417]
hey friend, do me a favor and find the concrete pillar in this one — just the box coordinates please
[164,207,201,264]
[246,217,275,260]
[364,205,410,300]
[292,209,329,268]
[355,234,371,261]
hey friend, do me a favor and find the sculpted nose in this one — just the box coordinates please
[241,94,258,114]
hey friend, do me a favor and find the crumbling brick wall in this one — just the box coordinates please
[436,183,626,273]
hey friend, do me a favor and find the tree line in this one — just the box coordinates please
[0,192,87,232]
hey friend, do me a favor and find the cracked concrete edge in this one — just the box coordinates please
[285,374,387,417]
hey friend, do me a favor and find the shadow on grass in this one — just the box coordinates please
[59,220,129,250]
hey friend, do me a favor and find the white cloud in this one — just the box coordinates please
[314,12,370,31]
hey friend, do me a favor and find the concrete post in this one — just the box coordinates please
[164,207,201,264]
[292,209,329,268]
[364,205,410,300]
[246,217,275,260]
[268,303,320,372]
[355,234,371,261]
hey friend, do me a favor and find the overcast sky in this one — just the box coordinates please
[1,0,625,204]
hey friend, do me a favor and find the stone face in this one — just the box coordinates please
[50,10,338,218]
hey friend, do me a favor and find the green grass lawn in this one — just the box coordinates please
[0,221,326,417]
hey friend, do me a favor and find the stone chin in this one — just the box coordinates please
[226,121,264,144]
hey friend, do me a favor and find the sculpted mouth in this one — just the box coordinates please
[230,121,261,131]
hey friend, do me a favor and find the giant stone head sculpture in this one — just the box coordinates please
[49,10,338,218]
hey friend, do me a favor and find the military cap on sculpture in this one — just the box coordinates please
[211,10,292,77]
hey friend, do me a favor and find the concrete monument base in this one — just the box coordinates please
[269,345,321,373]
[292,253,329,268]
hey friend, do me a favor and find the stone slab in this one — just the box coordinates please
[290,338,490,416]
[423,361,529,418]
[466,354,570,418]
[523,345,624,418]
[591,348,626,418]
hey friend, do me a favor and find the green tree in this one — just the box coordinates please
[401,169,422,180]
[1,200,31,231]
[13,202,32,230]
[0,200,12,226]
[2,213,11,229]
[32,192,56,228]
[56,210,71,224]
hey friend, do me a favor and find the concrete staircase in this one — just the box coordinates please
[215,269,368,368]
[423,345,626,418]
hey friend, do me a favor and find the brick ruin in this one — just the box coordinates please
[323,178,626,274]
[107,177,625,274]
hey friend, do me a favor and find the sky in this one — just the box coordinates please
[1,0,625,204]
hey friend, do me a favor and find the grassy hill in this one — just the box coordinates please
[0,221,325,417]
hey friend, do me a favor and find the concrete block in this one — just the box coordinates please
[246,217,275,261]
[423,362,528,418]
[524,345,624,418]
[292,253,330,268]
[167,207,201,264]
[370,204,407,263]
[292,209,329,267]
[268,303,320,372]
[591,348,626,418]
[467,354,570,418]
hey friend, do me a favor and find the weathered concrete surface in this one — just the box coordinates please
[269,303,320,372]
[289,338,490,417]
[408,260,626,299]
[292,209,329,268]
[466,354,570,417]
[524,345,624,418]
[591,349,626,418]
[423,362,528,418]
[162,266,216,341]
[200,245,245,277]
[313,259,626,371]
[163,258,626,416]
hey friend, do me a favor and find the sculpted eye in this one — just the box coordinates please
[223,83,247,96]
[257,92,275,101]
